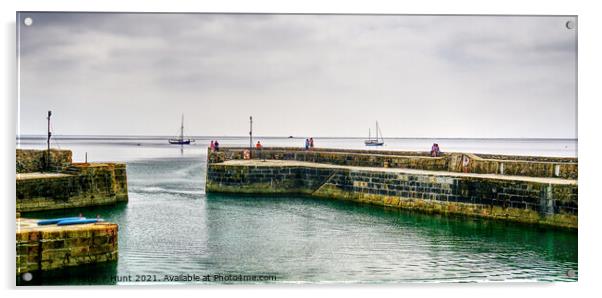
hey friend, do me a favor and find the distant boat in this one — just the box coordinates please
[364,121,384,146]
[168,114,194,145]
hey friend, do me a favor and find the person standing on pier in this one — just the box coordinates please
[305,138,310,150]
[214,140,220,152]
[430,143,441,157]
[309,138,314,149]
[256,141,263,149]
[210,140,215,152]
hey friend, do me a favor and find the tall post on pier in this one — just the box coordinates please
[46,110,52,171]
[249,116,253,158]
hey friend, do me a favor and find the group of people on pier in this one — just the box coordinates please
[305,138,315,150]
[209,140,220,151]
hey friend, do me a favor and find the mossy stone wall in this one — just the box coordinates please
[17,149,72,173]
[209,148,578,179]
[206,163,577,229]
[16,222,118,274]
[16,163,129,212]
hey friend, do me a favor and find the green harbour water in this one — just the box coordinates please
[18,138,578,284]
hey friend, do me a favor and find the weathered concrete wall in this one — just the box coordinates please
[17,149,72,173]
[209,148,578,179]
[206,161,577,229]
[16,218,118,274]
[16,163,129,212]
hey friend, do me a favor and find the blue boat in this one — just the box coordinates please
[56,218,102,226]
[37,217,83,226]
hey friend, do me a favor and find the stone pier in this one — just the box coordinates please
[16,149,128,212]
[16,218,118,275]
[206,148,577,229]
[15,148,126,279]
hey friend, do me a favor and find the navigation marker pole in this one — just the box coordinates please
[46,110,52,171]
[249,116,253,158]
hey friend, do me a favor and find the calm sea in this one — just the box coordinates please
[17,137,578,285]
[17,136,578,162]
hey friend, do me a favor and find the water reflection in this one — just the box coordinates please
[204,194,577,283]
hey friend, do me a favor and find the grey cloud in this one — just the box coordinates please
[17,13,577,138]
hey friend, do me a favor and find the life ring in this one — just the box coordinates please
[243,150,251,160]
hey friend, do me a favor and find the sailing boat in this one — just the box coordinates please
[364,121,384,146]
[168,114,194,145]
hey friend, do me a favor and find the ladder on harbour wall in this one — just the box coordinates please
[539,184,556,216]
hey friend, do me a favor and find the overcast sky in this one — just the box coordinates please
[17,13,577,138]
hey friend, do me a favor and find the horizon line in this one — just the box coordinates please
[15,134,579,141]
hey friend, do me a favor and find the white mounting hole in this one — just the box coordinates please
[22,272,33,281]
[565,20,575,30]
[24,17,33,26]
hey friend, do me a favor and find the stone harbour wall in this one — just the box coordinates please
[206,162,577,229]
[16,219,118,274]
[16,163,129,212]
[209,147,447,171]
[209,147,578,179]
[17,149,72,173]
[313,169,577,229]
[458,153,578,180]
[206,163,335,195]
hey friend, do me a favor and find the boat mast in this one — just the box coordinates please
[180,114,184,140]
[375,121,379,141]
